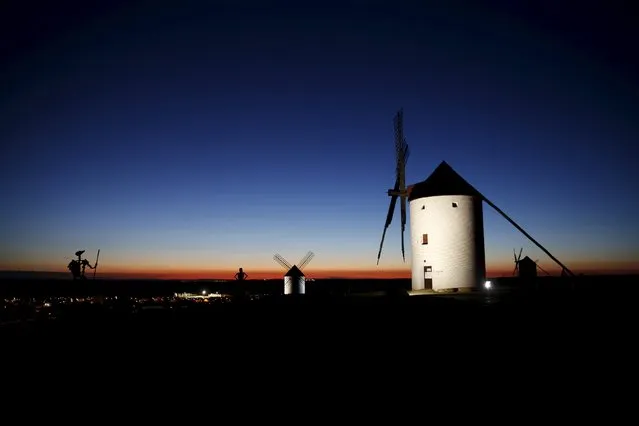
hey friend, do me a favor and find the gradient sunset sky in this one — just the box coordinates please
[1,0,637,279]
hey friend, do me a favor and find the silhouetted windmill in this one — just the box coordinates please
[273,251,315,295]
[376,108,410,265]
[512,247,523,276]
[513,249,552,278]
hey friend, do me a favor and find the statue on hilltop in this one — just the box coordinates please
[67,250,95,280]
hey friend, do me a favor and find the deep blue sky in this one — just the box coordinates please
[1,0,637,277]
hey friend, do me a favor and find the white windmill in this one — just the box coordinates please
[273,251,315,295]
[376,108,575,292]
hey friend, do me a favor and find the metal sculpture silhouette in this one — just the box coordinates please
[67,250,95,280]
[93,249,100,280]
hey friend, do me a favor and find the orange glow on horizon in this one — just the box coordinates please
[103,263,639,280]
[81,268,414,280]
[4,261,638,280]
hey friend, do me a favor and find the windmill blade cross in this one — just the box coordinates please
[273,254,292,270]
[298,251,315,270]
[377,108,411,266]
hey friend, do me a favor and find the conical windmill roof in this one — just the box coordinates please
[408,161,481,201]
[285,265,305,277]
[519,256,536,265]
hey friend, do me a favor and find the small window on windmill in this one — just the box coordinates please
[452,202,458,208]
[422,234,428,245]
[421,205,425,210]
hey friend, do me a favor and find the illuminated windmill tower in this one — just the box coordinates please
[273,251,315,295]
[406,161,486,291]
[377,109,576,292]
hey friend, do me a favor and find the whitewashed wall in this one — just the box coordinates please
[284,276,306,294]
[409,195,486,291]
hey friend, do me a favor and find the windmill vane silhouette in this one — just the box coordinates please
[273,251,315,295]
[376,109,410,265]
[513,247,551,278]
[513,247,524,275]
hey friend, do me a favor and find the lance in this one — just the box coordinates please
[93,249,100,280]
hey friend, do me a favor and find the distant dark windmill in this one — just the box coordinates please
[512,247,524,276]
[273,251,315,295]
[376,108,410,265]
[513,248,551,278]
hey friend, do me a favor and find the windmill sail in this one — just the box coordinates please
[377,108,410,265]
[273,254,292,270]
[377,176,399,265]
[298,251,315,270]
[513,247,523,275]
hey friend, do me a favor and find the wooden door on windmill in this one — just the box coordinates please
[424,266,433,289]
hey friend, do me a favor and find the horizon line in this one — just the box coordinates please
[2,268,639,281]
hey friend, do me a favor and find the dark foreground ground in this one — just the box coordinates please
[1,274,636,369]
[2,275,638,342]
[4,277,636,402]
